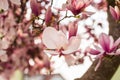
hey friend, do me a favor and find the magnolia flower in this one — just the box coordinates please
[109,6,120,21]
[63,0,92,15]
[88,33,120,70]
[89,33,120,55]
[42,27,81,55]
[0,0,21,11]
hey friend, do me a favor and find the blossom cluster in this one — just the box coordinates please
[0,0,120,80]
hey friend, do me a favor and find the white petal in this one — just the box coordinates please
[10,0,21,5]
[62,35,81,54]
[58,31,68,49]
[42,27,59,49]
[42,27,68,49]
[0,0,8,10]
[44,50,59,55]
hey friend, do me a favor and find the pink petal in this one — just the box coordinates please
[106,52,115,55]
[62,35,80,54]
[95,59,101,71]
[113,37,120,48]
[115,6,120,19]
[99,33,110,52]
[94,44,104,52]
[88,48,100,55]
[42,27,59,49]
[84,0,93,6]
[68,21,78,38]
[115,49,120,55]
[58,31,68,49]
[109,36,114,50]
[95,54,104,71]
[0,0,8,10]
[45,6,52,26]
[42,27,68,49]
[109,6,118,20]
[72,0,84,10]
[30,0,41,16]
[10,0,21,5]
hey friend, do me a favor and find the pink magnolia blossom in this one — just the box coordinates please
[63,0,92,15]
[90,33,120,57]
[0,0,21,11]
[109,6,120,21]
[88,33,120,70]
[89,33,120,55]
[42,27,81,55]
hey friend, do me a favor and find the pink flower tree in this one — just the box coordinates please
[0,0,120,80]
